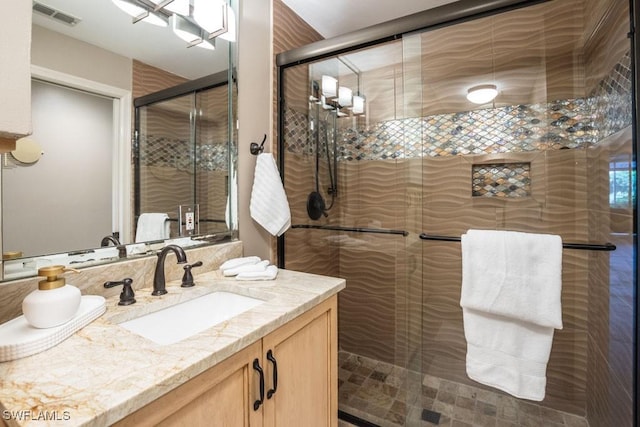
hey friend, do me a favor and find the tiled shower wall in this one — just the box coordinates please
[281,0,633,422]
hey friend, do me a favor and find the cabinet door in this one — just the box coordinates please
[114,340,263,427]
[262,296,338,427]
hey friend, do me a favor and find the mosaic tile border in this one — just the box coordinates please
[284,52,631,162]
[139,134,229,172]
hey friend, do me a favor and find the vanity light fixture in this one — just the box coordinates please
[466,84,498,104]
[112,0,235,47]
[315,78,366,116]
[112,0,167,26]
[338,86,353,108]
[218,5,236,42]
[170,14,215,50]
[150,0,190,16]
[322,75,338,99]
[352,94,365,115]
[193,0,236,41]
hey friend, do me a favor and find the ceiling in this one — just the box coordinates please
[281,0,459,38]
[31,0,457,80]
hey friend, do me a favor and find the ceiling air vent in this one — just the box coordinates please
[32,1,81,26]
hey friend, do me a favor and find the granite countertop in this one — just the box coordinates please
[0,269,345,427]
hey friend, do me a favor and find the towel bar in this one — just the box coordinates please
[419,233,616,251]
[292,224,408,236]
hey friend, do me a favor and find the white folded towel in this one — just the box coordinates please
[236,265,279,281]
[249,153,291,236]
[135,213,170,243]
[460,229,563,401]
[223,260,269,277]
[220,256,261,271]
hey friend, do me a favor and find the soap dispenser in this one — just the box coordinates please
[22,265,82,328]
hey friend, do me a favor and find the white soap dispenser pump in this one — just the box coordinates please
[22,265,81,329]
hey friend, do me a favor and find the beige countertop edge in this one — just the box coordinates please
[0,269,346,427]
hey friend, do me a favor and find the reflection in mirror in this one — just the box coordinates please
[3,79,114,257]
[1,0,237,281]
[135,73,231,242]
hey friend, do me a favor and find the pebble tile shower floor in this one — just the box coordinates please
[338,351,590,427]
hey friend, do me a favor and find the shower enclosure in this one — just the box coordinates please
[277,0,637,426]
[134,72,233,240]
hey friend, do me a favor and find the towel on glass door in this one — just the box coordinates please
[249,153,291,236]
[460,229,563,401]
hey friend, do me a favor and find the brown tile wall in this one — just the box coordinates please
[273,0,325,261]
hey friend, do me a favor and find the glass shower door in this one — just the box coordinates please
[280,38,426,425]
[136,93,196,239]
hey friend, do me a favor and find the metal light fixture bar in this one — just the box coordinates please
[113,0,233,46]
[112,0,168,26]
[152,0,180,12]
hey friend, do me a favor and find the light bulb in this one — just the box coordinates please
[352,95,365,114]
[338,87,352,107]
[322,75,338,99]
[193,0,224,34]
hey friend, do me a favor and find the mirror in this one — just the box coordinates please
[1,0,237,281]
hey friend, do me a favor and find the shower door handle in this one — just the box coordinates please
[266,349,278,398]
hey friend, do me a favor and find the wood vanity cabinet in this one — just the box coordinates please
[114,295,338,427]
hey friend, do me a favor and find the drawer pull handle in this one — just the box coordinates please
[266,350,278,399]
[253,358,265,410]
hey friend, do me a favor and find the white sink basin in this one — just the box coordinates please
[119,291,264,345]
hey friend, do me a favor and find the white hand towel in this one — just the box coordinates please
[236,265,278,281]
[220,256,261,271]
[223,260,269,277]
[135,213,170,243]
[460,229,563,401]
[249,153,291,236]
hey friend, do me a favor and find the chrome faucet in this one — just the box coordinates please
[152,245,187,296]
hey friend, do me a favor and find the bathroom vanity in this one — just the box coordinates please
[0,268,344,426]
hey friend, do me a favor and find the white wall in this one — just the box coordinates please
[237,0,273,260]
[2,81,113,256]
[31,25,132,91]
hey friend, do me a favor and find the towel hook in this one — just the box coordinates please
[250,134,267,155]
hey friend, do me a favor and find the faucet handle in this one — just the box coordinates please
[104,278,136,306]
[181,261,203,288]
